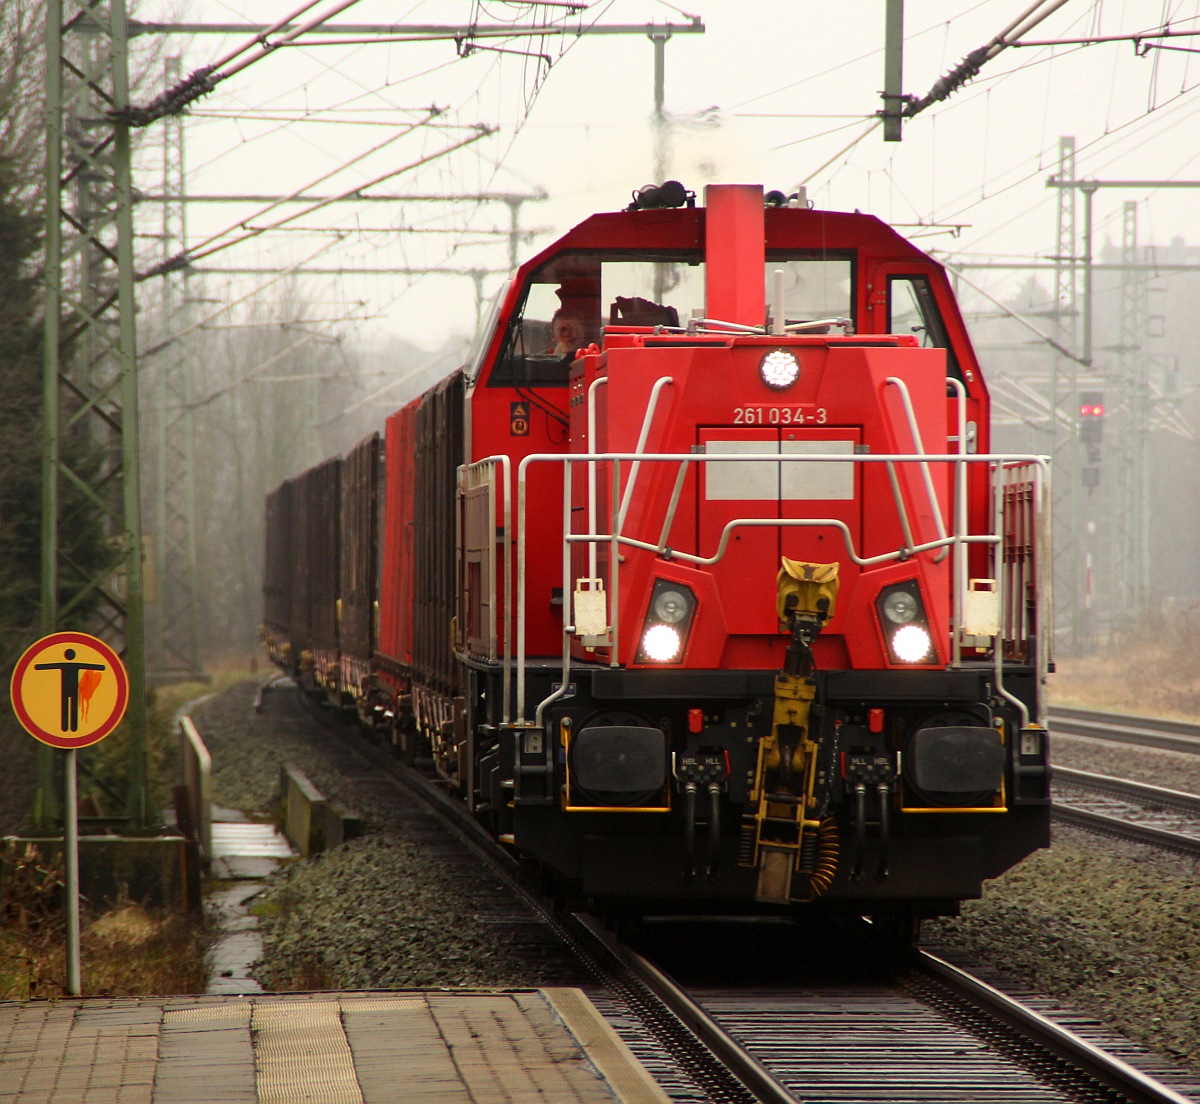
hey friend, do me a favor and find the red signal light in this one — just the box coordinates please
[1078,391,1104,419]
[1078,391,1104,445]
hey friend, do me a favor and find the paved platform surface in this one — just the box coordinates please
[0,988,670,1103]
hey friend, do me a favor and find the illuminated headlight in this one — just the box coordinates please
[636,580,697,664]
[641,624,683,662]
[876,582,936,665]
[759,349,800,390]
[891,624,933,663]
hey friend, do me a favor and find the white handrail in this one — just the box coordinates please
[617,376,674,533]
[586,375,607,580]
[947,376,969,666]
[508,449,1049,722]
[884,376,950,562]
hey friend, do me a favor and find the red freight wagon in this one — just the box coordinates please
[261,479,295,670]
[337,432,381,711]
[294,456,341,693]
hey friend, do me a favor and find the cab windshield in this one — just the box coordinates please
[487,249,855,388]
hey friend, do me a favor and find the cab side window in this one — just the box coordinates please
[491,283,580,389]
[888,275,963,383]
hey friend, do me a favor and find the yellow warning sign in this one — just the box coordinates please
[10,632,130,749]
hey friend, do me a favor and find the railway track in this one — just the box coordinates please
[609,917,1199,1104]
[1047,705,1200,853]
[1048,706,1200,755]
[298,693,1199,1104]
[1052,766,1200,855]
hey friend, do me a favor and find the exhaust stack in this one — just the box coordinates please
[704,184,765,329]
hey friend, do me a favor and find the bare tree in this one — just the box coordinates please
[0,1,46,208]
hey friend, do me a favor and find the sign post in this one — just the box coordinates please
[10,632,130,995]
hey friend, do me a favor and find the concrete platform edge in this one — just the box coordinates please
[542,987,673,1104]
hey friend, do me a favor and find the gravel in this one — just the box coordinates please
[924,730,1200,1077]
[924,826,1200,1071]
[188,679,584,991]
[1052,729,1200,792]
[250,835,555,990]
[181,680,1200,1080]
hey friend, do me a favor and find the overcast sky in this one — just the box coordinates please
[131,0,1200,350]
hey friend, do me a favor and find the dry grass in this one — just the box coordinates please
[0,901,210,1000]
[78,903,210,997]
[153,654,265,718]
[264,953,337,992]
[1,844,211,1001]
[1049,609,1200,718]
[0,914,210,1000]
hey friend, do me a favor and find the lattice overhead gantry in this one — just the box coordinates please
[40,0,154,827]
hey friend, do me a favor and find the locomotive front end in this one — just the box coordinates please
[457,183,1052,924]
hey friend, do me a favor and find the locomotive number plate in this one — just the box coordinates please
[733,405,826,426]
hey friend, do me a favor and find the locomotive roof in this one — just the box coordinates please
[516,200,945,276]
[467,184,987,407]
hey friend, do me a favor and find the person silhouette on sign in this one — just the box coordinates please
[34,648,106,733]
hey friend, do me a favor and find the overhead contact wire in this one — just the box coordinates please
[904,0,1074,119]
[122,0,370,125]
[140,126,495,278]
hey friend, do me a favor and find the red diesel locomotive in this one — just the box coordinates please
[263,182,1052,927]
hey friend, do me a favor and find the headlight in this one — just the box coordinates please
[759,349,800,390]
[636,579,697,664]
[653,589,690,624]
[641,624,683,662]
[891,624,932,663]
[882,590,918,624]
[875,582,936,665]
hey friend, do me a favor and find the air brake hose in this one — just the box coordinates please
[706,782,721,878]
[683,783,697,881]
[851,782,867,881]
[811,817,840,896]
[876,780,892,881]
[794,816,840,902]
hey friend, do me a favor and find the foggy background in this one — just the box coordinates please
[112,1,1200,662]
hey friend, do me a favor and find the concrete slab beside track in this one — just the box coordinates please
[0,988,671,1104]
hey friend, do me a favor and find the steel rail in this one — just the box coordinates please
[289,688,1195,1103]
[1054,765,1200,816]
[1052,802,1200,855]
[578,920,798,1104]
[610,934,1200,1104]
[1051,766,1200,854]
[915,950,1197,1104]
[1049,706,1200,755]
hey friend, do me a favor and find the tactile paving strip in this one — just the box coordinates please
[336,997,426,1012]
[252,999,364,1104]
[164,1004,251,1022]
